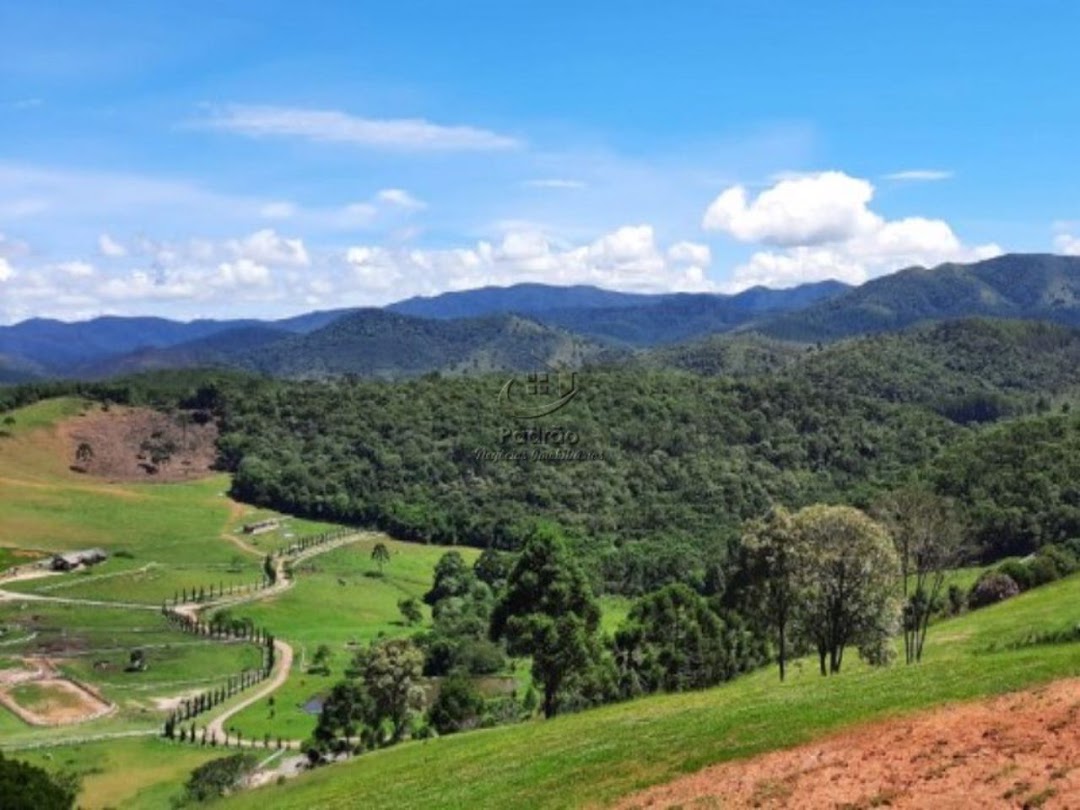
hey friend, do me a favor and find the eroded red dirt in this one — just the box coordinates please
[60,406,218,482]
[618,678,1080,810]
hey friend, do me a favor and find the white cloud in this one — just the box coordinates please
[375,189,426,210]
[705,171,1001,290]
[0,257,13,282]
[98,233,127,257]
[197,105,520,151]
[667,240,711,267]
[341,224,714,300]
[97,270,198,302]
[703,171,880,246]
[523,178,586,190]
[216,258,271,288]
[260,201,296,220]
[0,221,718,322]
[1055,233,1080,255]
[225,229,309,267]
[884,169,954,182]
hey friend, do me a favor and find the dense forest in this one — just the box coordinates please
[5,318,1080,595]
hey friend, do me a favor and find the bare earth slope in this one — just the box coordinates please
[619,678,1080,810]
[59,405,217,482]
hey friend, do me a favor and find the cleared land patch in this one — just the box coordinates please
[617,678,1080,809]
[60,403,218,483]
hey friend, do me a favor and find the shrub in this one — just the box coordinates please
[1037,544,1078,577]
[427,672,483,735]
[968,571,1020,609]
[1026,556,1061,588]
[182,753,257,802]
[946,584,966,615]
[996,560,1035,591]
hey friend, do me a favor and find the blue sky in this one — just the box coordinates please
[1,0,1078,323]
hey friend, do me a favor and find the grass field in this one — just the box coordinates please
[15,737,225,810]
[218,572,1080,810]
[0,398,497,805]
[226,538,480,741]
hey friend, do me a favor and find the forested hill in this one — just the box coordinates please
[759,253,1080,341]
[6,317,1080,594]
[238,310,619,378]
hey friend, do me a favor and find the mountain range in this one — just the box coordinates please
[2,253,1080,381]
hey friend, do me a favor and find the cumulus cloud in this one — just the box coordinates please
[703,171,880,246]
[196,105,520,151]
[1,222,714,322]
[336,224,713,301]
[225,229,309,267]
[1054,233,1080,255]
[667,240,711,267]
[98,233,127,257]
[0,257,13,282]
[98,270,198,302]
[216,258,271,288]
[704,171,1001,290]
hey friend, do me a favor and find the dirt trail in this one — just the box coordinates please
[617,678,1080,810]
[205,637,295,747]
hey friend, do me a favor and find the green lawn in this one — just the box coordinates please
[218,573,1080,810]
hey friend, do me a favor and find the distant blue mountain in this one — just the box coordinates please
[386,283,664,319]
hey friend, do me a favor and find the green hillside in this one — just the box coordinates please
[761,254,1080,341]
[218,572,1080,809]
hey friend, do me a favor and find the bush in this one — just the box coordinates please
[996,560,1035,591]
[1026,556,1061,588]
[182,753,257,803]
[1037,543,1078,577]
[427,672,484,735]
[968,571,1020,609]
[946,583,966,615]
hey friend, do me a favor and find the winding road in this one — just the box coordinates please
[0,530,367,750]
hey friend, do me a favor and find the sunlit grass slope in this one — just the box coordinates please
[219,572,1080,810]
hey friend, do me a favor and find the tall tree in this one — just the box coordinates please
[792,505,901,675]
[424,551,474,606]
[349,637,425,743]
[613,583,754,694]
[740,506,802,681]
[370,542,391,576]
[872,488,967,663]
[490,525,602,717]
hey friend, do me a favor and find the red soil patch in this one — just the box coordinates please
[618,679,1080,810]
[60,406,218,483]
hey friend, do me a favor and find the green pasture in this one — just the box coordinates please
[14,737,225,810]
[226,537,479,741]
